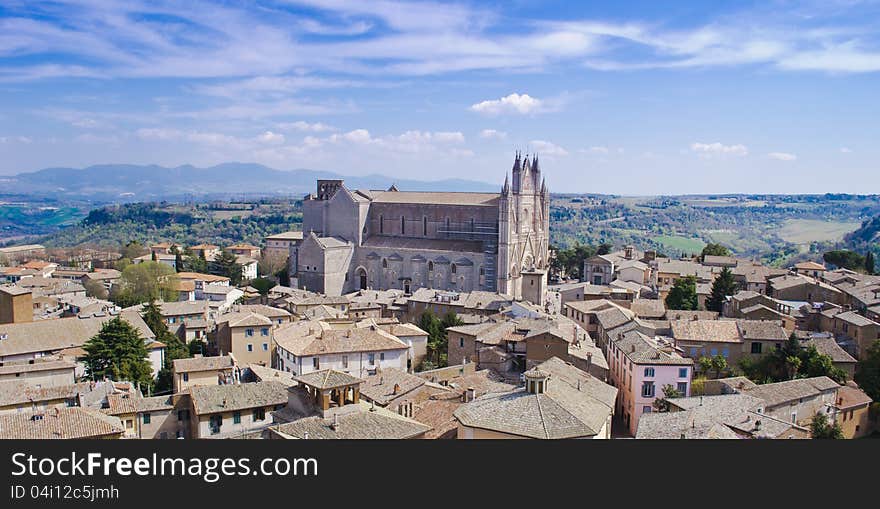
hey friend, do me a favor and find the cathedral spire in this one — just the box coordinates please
[502,173,510,194]
[541,177,547,195]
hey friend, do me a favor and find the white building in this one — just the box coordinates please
[273,320,409,377]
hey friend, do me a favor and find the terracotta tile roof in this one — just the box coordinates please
[190,381,289,415]
[359,368,426,405]
[742,376,839,408]
[294,369,364,390]
[669,320,742,343]
[173,355,235,373]
[453,357,617,439]
[835,384,872,410]
[274,322,408,356]
[0,310,154,357]
[0,407,124,439]
[269,404,430,439]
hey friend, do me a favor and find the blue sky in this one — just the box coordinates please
[1,0,879,194]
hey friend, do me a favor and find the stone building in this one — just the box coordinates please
[293,153,550,298]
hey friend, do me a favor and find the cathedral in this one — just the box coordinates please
[292,152,550,299]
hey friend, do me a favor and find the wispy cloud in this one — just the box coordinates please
[479,129,507,140]
[768,151,797,161]
[530,140,568,156]
[690,142,748,158]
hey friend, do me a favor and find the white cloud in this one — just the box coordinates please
[840,147,852,153]
[768,152,797,161]
[530,140,568,156]
[690,142,749,157]
[432,131,465,143]
[337,129,372,144]
[257,131,285,144]
[479,129,507,140]
[585,146,609,154]
[471,93,544,116]
[277,121,337,133]
[0,136,33,144]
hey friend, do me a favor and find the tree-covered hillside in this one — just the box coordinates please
[39,200,303,248]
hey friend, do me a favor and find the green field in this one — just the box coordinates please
[653,235,706,254]
[776,219,861,244]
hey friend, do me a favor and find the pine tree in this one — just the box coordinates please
[705,267,738,312]
[142,301,190,393]
[82,317,153,389]
[866,251,875,275]
[211,249,242,285]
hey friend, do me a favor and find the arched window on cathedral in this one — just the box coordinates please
[470,218,475,232]
[451,263,457,274]
[382,258,388,268]
[428,261,434,272]
[401,216,405,235]
[379,214,384,234]
[423,216,428,236]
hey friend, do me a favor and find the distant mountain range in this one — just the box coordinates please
[1,163,499,202]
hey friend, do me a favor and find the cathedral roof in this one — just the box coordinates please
[367,191,499,207]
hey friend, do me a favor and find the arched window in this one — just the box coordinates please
[401,216,405,235]
[379,214,384,234]
[428,261,434,272]
[451,263,457,274]
[382,258,388,268]
[423,216,428,236]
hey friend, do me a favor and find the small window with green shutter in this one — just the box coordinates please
[233,411,241,424]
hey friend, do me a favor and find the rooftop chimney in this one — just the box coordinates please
[331,413,339,431]
[393,383,401,394]
[466,387,476,402]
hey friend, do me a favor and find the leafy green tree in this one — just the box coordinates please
[191,251,209,273]
[419,311,444,367]
[82,317,153,389]
[809,413,843,439]
[739,334,846,384]
[121,241,146,260]
[823,249,865,271]
[210,249,242,285]
[866,251,875,275]
[855,339,880,401]
[711,354,728,378]
[652,384,682,412]
[110,261,179,307]
[250,277,275,300]
[665,275,698,310]
[698,356,713,375]
[701,243,731,259]
[705,267,738,312]
[596,243,612,256]
[550,243,597,280]
[83,279,109,300]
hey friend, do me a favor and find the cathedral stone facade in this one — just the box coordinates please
[292,153,550,298]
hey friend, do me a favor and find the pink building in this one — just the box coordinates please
[607,330,693,436]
